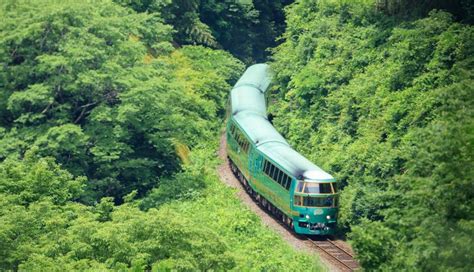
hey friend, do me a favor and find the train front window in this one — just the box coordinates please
[294,196,336,207]
[295,182,336,194]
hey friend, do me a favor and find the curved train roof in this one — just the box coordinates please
[258,142,334,181]
[231,64,335,182]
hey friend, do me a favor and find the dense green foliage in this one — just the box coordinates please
[114,0,292,62]
[0,144,322,271]
[375,0,474,23]
[0,0,243,203]
[0,0,323,270]
[2,0,472,270]
[270,0,473,270]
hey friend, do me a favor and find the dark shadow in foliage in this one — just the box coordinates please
[376,0,474,23]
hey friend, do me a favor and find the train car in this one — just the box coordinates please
[226,64,338,235]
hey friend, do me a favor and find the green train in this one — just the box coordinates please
[226,64,338,235]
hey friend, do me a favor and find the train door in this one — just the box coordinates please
[249,149,263,185]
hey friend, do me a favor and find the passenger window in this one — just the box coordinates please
[276,170,282,184]
[281,173,287,186]
[278,172,284,185]
[269,164,275,178]
[285,177,292,190]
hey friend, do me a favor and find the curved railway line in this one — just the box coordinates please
[270,203,360,271]
[218,132,359,271]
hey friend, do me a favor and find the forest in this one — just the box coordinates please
[0,0,472,271]
[270,0,473,270]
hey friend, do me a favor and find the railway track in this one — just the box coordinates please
[220,133,359,272]
[308,238,359,271]
[230,157,360,271]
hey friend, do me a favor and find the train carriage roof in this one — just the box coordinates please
[231,63,271,117]
[258,142,335,182]
[233,112,288,146]
[231,86,266,117]
[230,63,335,183]
[234,63,272,92]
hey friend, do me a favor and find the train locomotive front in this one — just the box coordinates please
[226,63,338,235]
[291,178,338,235]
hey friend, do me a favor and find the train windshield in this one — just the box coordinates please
[295,182,337,194]
[294,196,337,207]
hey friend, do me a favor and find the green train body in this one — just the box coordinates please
[226,64,338,235]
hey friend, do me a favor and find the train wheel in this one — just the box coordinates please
[229,160,236,173]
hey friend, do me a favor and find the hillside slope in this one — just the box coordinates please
[270,0,473,270]
[0,1,322,270]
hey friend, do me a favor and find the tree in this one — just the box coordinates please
[270,0,474,269]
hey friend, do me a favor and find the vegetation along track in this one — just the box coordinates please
[217,132,359,272]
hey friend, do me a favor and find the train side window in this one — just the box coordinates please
[280,173,287,187]
[285,175,290,188]
[273,169,279,183]
[276,169,282,183]
[282,173,288,186]
[285,175,290,190]
[269,164,275,178]
[266,161,271,175]
[285,177,292,190]
[279,172,285,186]
[263,160,269,173]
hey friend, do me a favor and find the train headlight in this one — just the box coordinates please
[305,215,310,220]
[326,215,331,220]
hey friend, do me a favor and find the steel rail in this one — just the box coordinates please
[325,238,355,258]
[308,238,358,271]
